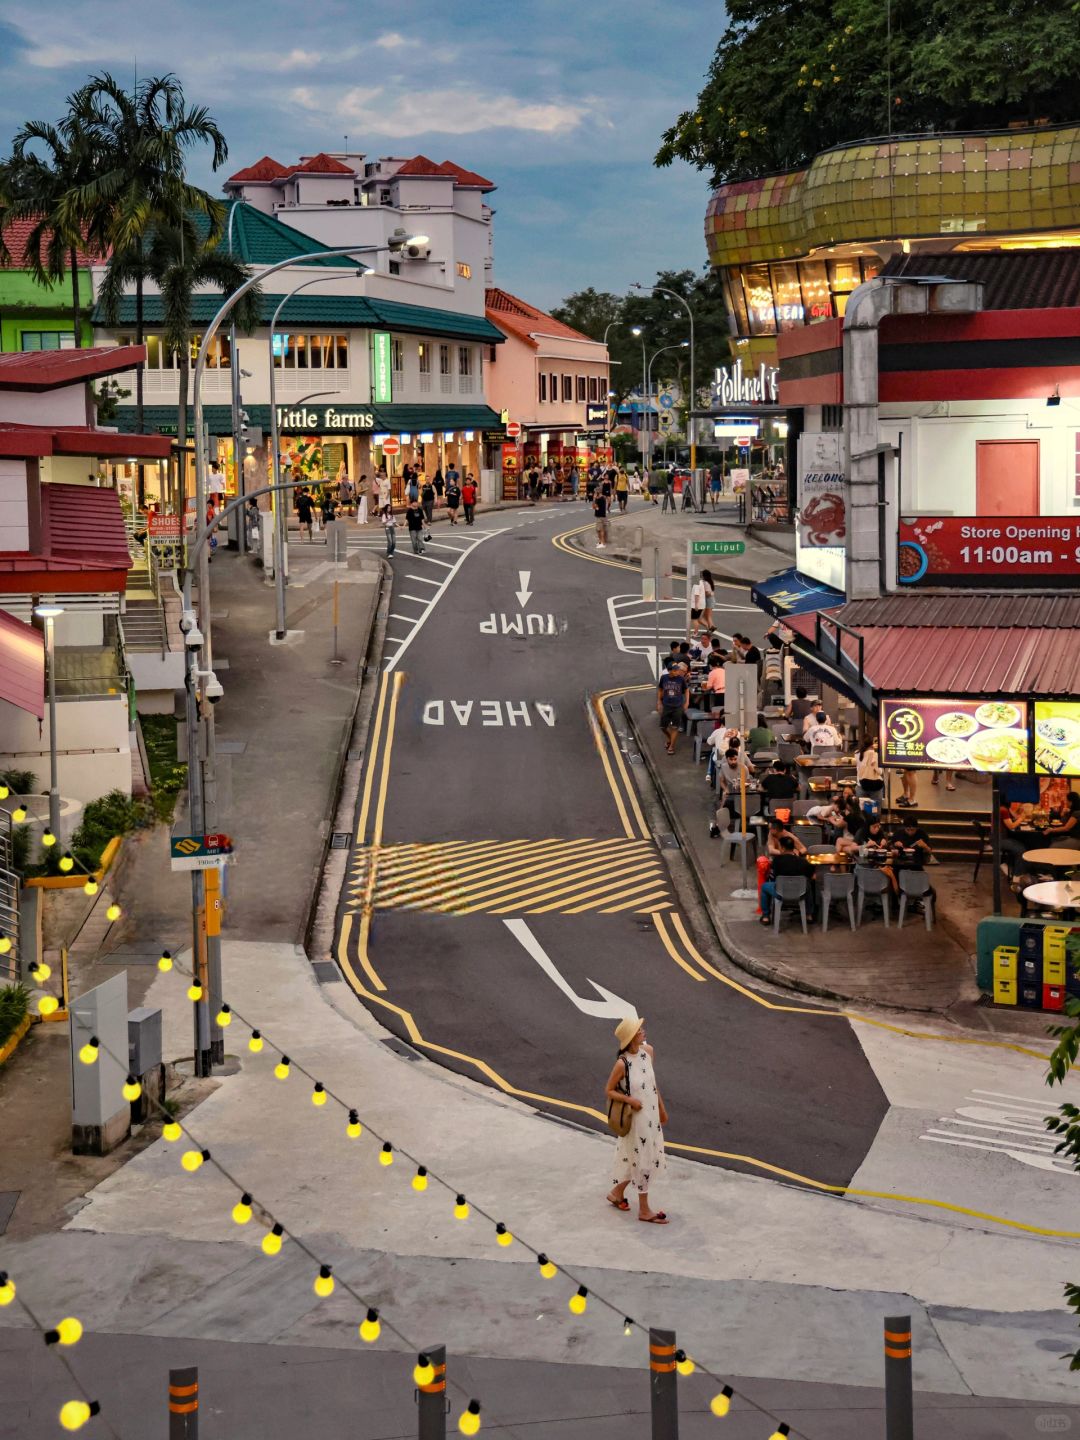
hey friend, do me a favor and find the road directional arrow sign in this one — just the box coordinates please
[504,919,634,1020]
[515,569,533,607]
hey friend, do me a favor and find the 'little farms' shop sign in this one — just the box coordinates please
[276,406,375,432]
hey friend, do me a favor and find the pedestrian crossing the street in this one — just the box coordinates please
[348,836,672,915]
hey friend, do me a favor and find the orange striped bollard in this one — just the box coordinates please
[168,1366,199,1439]
[649,1327,679,1439]
[416,1343,447,1439]
[884,1315,914,1440]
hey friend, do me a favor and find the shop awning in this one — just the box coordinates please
[0,423,171,459]
[751,567,845,619]
[0,483,132,595]
[0,608,44,719]
[115,403,504,438]
[370,404,502,434]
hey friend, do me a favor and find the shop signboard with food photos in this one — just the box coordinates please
[880,698,1030,773]
[898,517,1080,588]
[1034,702,1080,776]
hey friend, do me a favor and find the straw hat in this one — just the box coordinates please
[614,1016,644,1050]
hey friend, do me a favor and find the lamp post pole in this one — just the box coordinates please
[648,343,689,501]
[37,608,62,840]
[634,284,698,503]
[227,201,246,556]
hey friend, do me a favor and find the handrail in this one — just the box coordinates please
[814,612,864,685]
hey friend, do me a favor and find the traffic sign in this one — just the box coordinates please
[380,436,401,456]
[735,437,751,448]
[170,833,235,872]
[690,539,746,556]
[505,420,522,438]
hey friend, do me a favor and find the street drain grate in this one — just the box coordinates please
[330,832,352,849]
[381,1036,422,1062]
[347,748,363,761]
[311,961,341,985]
[656,833,681,850]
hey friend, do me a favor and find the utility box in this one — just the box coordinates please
[325,520,348,565]
[128,1006,164,1124]
[71,973,130,1155]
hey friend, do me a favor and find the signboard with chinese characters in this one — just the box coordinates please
[880,697,1030,773]
[372,332,393,405]
[898,516,1080,587]
[1033,702,1080,776]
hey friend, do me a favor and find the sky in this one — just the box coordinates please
[0,0,724,309]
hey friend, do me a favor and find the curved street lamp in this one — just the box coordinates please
[647,342,689,476]
[631,283,698,498]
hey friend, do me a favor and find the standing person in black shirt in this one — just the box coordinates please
[594,487,609,548]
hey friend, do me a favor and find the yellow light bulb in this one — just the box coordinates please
[59,853,74,872]
[414,1356,435,1387]
[676,1353,695,1377]
[106,902,121,922]
[248,1031,264,1053]
[78,1040,99,1066]
[31,961,51,981]
[157,951,173,972]
[458,1400,481,1435]
[311,1083,327,1106]
[359,1309,381,1342]
[232,1195,253,1225]
[41,830,56,848]
[274,1058,290,1080]
[411,1167,428,1192]
[37,995,59,1017]
[83,879,98,896]
[538,1255,557,1280]
[59,1400,92,1432]
[122,1076,142,1102]
[623,1319,634,1337]
[187,983,203,1002]
[0,936,11,955]
[454,1195,469,1220]
[0,1274,15,1305]
[710,1388,733,1418]
[378,1142,393,1166]
[495,1223,512,1247]
[12,805,27,822]
[181,1149,205,1173]
[569,1286,588,1315]
[215,1005,232,1027]
[261,1224,284,1256]
[55,1317,83,1347]
[347,1109,362,1138]
[314,1266,334,1298]
[0,783,8,798]
[162,1121,181,1142]
[769,1429,791,1439]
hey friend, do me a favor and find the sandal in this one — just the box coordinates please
[607,1193,630,1211]
[639,1212,669,1224]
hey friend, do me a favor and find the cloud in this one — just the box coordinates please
[290,85,589,137]
[373,32,416,50]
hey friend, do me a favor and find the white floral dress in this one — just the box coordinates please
[612,1046,666,1193]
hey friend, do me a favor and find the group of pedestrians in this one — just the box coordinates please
[290,459,480,557]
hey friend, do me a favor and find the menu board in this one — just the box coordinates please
[880,697,1030,772]
[1034,702,1080,776]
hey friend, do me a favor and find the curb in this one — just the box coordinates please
[24,835,124,890]
[0,1011,31,1065]
[562,531,779,589]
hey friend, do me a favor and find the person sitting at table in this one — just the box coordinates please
[761,759,798,802]
[857,817,898,891]
[702,653,726,714]
[787,685,816,727]
[890,817,934,869]
[834,816,861,857]
[765,816,807,857]
[759,836,816,926]
[806,711,844,750]
[715,747,753,808]
[747,712,774,754]
[661,640,682,676]
[856,738,884,797]
[1000,802,1036,873]
[1048,792,1080,848]
[805,797,844,837]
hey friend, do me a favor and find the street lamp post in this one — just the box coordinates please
[632,283,698,503]
[34,603,63,842]
[630,326,647,475]
[227,201,246,557]
[647,342,689,499]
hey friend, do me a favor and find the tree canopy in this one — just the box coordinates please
[656,0,1080,187]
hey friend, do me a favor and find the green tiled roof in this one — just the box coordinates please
[93,291,504,342]
[114,402,502,436]
[217,201,356,269]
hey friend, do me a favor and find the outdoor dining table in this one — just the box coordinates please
[1021,847,1080,871]
[1022,879,1080,912]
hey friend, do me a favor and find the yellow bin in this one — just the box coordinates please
[993,974,1018,1006]
[993,945,1019,980]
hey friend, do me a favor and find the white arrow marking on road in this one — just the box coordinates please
[504,918,634,1020]
[515,569,533,607]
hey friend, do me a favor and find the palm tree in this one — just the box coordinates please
[97,217,261,508]
[68,73,228,436]
[0,98,100,347]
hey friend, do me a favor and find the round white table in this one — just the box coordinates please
[1022,847,1080,870]
[1023,880,1080,910]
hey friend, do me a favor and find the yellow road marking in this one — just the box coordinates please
[586,699,635,839]
[592,685,652,840]
[601,893,673,914]
[494,859,666,916]
[552,523,638,572]
[365,838,594,900]
[651,911,707,982]
[355,673,391,845]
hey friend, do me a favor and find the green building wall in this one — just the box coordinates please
[0,268,95,351]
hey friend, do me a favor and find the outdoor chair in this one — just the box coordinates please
[683,707,710,737]
[722,827,756,866]
[772,875,808,935]
[768,799,796,818]
[897,870,935,930]
[791,799,819,817]
[971,819,989,882]
[777,741,803,764]
[855,865,891,926]
[821,872,856,933]
[794,823,824,847]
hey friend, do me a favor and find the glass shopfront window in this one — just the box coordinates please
[272,334,349,369]
[121,332,232,368]
[723,256,884,338]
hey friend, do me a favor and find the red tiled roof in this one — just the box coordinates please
[436,160,495,191]
[485,287,598,346]
[0,609,44,720]
[0,345,149,392]
[226,155,288,184]
[0,483,132,592]
[288,152,355,176]
[394,155,446,178]
[1,217,100,269]
[0,425,170,460]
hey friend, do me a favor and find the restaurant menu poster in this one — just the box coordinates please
[1034,701,1080,777]
[880,697,1030,772]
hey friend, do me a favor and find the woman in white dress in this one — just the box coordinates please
[605,1016,670,1223]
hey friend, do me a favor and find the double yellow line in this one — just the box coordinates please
[552,522,638,572]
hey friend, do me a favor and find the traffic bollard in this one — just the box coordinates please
[884,1315,914,1440]
[416,1343,447,1440]
[168,1366,199,1440]
[649,1327,679,1440]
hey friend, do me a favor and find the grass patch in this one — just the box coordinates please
[0,983,29,1046]
[140,715,187,824]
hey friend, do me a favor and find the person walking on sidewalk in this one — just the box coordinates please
[656,663,689,755]
[461,474,477,525]
[614,467,629,513]
[421,476,435,528]
[405,500,426,554]
[381,504,397,556]
[593,486,609,548]
[445,474,462,524]
[606,1017,669,1224]
[661,468,676,513]
[295,486,315,542]
[356,475,369,526]
[433,468,445,505]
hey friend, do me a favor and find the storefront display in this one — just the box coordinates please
[880,696,1030,773]
[1034,701,1080,777]
[898,516,1080,588]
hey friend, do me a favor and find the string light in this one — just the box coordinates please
[232,1193,253,1225]
[314,1265,334,1298]
[710,1387,733,1417]
[59,1400,99,1432]
[623,1317,635,1337]
[0,781,8,798]
[41,829,56,848]
[569,1285,588,1315]
[453,1194,470,1220]
[78,1037,100,1065]
[311,1082,327,1107]
[105,902,121,922]
[274,1056,291,1080]
[458,1399,481,1435]
[347,1109,362,1138]
[216,1003,232,1028]
[537,1254,557,1280]
[187,982,203,1003]
[59,852,74,872]
[83,879,98,896]
[676,1350,695,1376]
[379,1141,393,1166]
[248,1029,263,1053]
[359,1307,381,1342]
[121,1074,142,1102]
[30,961,50,981]
[0,936,10,955]
[261,1223,284,1256]
[45,1318,83,1347]
[37,995,59,1017]
[157,950,173,972]
[495,1223,512,1247]
[414,1354,435,1386]
[412,1165,428,1191]
[162,1121,181,1142]
[11,803,27,822]
[0,1273,15,1305]
[181,1148,208,1173]
[770,1428,790,1439]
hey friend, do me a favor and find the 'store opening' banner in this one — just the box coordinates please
[898,516,1080,586]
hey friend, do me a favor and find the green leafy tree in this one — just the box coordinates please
[657,0,1080,186]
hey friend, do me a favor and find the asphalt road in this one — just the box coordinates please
[336,505,888,1188]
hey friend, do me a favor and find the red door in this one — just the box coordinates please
[975,440,1039,515]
